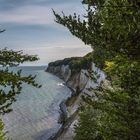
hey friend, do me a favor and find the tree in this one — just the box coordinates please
[0,48,41,114]
[53,0,140,139]
[0,120,5,140]
[0,30,41,139]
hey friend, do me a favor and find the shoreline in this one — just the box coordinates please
[48,81,78,140]
[46,56,106,140]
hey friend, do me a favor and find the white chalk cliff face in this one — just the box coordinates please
[46,61,106,140]
[47,62,106,94]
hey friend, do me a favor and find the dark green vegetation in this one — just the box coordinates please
[54,0,140,139]
[0,120,4,140]
[49,52,93,74]
[0,48,41,114]
[0,30,40,139]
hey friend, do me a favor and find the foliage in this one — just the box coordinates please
[0,48,41,114]
[70,52,93,73]
[0,30,41,139]
[0,120,5,140]
[74,106,102,140]
[48,52,93,74]
[54,0,140,139]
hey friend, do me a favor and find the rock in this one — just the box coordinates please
[46,57,106,140]
[47,61,105,95]
[58,101,68,124]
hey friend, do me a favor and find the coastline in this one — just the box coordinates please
[2,69,72,140]
[46,56,106,140]
[48,81,78,140]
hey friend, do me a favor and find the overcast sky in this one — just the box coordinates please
[0,0,92,65]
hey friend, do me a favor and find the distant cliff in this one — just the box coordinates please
[46,53,106,140]
[46,53,105,95]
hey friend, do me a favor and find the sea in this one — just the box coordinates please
[1,66,71,140]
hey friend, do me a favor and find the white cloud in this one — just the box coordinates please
[23,46,92,64]
[0,1,90,66]
[0,5,53,25]
[17,39,92,64]
[0,2,85,25]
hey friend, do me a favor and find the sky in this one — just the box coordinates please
[0,0,92,65]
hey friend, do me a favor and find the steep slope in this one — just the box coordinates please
[46,54,105,95]
[46,53,106,140]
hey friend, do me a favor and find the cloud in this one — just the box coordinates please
[15,38,92,63]
[0,1,85,26]
[0,0,90,66]
[0,5,53,25]
[23,45,92,64]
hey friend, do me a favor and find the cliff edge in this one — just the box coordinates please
[46,53,106,140]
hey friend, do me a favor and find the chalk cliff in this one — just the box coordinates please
[46,56,106,140]
[47,59,105,95]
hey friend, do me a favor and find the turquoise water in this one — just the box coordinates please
[2,66,71,140]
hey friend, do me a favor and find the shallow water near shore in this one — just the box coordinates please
[2,66,71,140]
